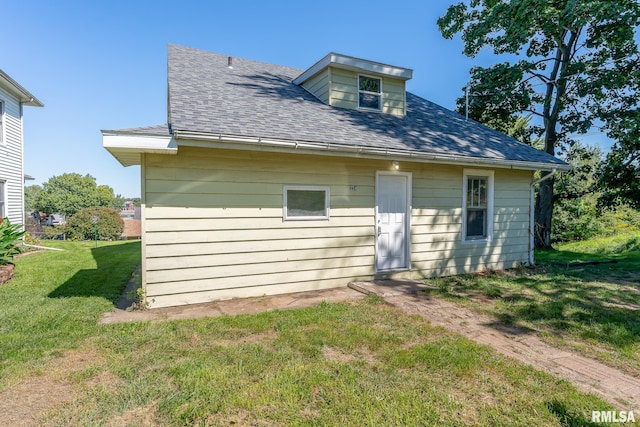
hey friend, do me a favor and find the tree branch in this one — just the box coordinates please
[621,151,640,169]
[553,188,594,202]
[528,71,556,85]
[524,109,544,118]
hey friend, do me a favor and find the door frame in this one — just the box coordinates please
[374,171,412,272]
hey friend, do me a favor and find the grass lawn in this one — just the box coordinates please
[0,241,623,426]
[430,232,640,378]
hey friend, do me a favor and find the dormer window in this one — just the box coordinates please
[293,53,412,116]
[358,76,381,110]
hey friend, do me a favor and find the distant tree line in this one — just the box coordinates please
[24,173,135,241]
[25,173,131,215]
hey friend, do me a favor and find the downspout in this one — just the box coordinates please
[529,169,557,266]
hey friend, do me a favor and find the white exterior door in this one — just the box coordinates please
[376,173,411,271]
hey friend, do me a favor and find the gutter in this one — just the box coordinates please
[0,70,44,107]
[173,130,571,172]
[529,169,558,266]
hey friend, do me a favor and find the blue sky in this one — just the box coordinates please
[4,1,609,197]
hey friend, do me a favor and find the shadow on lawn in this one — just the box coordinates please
[48,243,139,305]
[436,249,640,350]
[547,400,601,427]
[507,272,640,348]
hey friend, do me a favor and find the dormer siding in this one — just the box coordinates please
[301,68,330,104]
[296,53,412,117]
[302,67,407,116]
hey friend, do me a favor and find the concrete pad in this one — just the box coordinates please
[100,286,364,325]
[348,279,433,297]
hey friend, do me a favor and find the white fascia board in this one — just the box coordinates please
[102,133,177,166]
[293,53,413,85]
[0,70,44,107]
[173,131,570,172]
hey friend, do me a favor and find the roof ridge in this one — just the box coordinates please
[168,44,304,75]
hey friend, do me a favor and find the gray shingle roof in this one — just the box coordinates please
[165,44,565,168]
[104,124,170,136]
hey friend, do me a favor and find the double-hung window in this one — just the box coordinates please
[358,75,381,110]
[462,170,494,242]
[283,186,330,220]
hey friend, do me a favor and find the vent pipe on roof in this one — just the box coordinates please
[228,56,233,69]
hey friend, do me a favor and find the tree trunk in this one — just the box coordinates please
[534,173,555,248]
[533,30,577,249]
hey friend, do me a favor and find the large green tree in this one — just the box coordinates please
[24,185,42,212]
[438,0,640,248]
[34,173,120,217]
[598,109,640,209]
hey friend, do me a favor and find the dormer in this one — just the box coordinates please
[293,53,413,117]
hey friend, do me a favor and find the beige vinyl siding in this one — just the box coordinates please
[327,67,406,116]
[144,147,377,307]
[143,146,532,307]
[409,167,531,278]
[301,69,330,104]
[0,87,24,226]
[381,78,406,116]
[329,68,358,110]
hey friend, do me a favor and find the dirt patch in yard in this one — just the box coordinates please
[0,348,109,426]
[107,402,160,427]
[0,377,77,427]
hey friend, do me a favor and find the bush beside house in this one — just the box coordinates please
[65,207,124,241]
[0,218,25,284]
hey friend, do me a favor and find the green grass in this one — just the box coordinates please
[0,241,140,377]
[431,232,640,377]
[0,241,621,426]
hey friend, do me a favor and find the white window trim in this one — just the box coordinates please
[0,180,6,219]
[462,169,494,243]
[0,100,5,146]
[283,185,330,221]
[357,74,382,111]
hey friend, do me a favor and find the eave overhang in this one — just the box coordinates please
[0,70,43,107]
[102,131,177,167]
[172,130,571,172]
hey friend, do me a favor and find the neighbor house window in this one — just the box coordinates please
[283,186,330,220]
[462,170,494,242]
[0,181,5,218]
[358,75,381,110]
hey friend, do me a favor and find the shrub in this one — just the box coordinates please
[42,225,67,240]
[553,193,600,242]
[66,207,124,241]
[553,195,640,243]
[0,218,25,265]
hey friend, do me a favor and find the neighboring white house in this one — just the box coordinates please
[0,70,43,226]
[103,45,570,308]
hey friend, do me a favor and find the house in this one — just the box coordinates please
[0,70,43,226]
[103,44,569,308]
